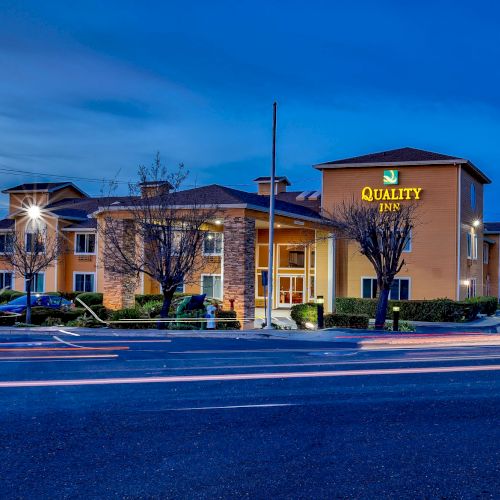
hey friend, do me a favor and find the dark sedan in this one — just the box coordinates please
[0,294,72,314]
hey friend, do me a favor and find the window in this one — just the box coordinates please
[0,271,13,289]
[484,243,489,264]
[473,233,478,260]
[362,277,410,300]
[279,245,305,268]
[25,273,44,292]
[470,183,476,209]
[403,230,412,252]
[0,233,13,254]
[201,275,222,300]
[467,232,478,259]
[25,232,45,253]
[467,278,477,299]
[73,273,95,292]
[203,232,223,256]
[75,233,96,254]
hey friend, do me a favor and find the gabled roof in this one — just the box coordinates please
[484,222,500,234]
[2,182,89,197]
[98,184,323,221]
[314,147,491,184]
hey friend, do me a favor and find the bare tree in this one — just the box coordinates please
[3,223,65,324]
[100,153,218,321]
[330,201,417,328]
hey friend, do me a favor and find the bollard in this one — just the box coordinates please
[392,306,400,332]
[317,295,324,329]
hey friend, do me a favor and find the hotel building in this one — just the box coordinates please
[0,147,497,322]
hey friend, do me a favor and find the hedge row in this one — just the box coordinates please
[335,297,484,322]
[464,296,498,316]
[324,313,369,329]
[135,292,191,306]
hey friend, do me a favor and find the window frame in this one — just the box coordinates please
[201,274,223,300]
[0,233,13,254]
[361,276,411,300]
[25,231,45,254]
[202,231,223,256]
[467,278,477,299]
[0,271,13,290]
[25,272,45,293]
[402,229,412,253]
[470,183,476,209]
[73,272,96,293]
[74,232,96,255]
[277,243,306,269]
[483,243,489,264]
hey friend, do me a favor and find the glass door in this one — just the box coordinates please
[278,275,304,307]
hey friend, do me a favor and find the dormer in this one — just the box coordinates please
[2,182,88,215]
[254,176,291,195]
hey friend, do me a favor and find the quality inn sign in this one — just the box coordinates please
[362,170,423,212]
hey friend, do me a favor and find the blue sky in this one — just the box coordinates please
[1,1,500,218]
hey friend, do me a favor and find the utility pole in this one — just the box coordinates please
[264,102,277,329]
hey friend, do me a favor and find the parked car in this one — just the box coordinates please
[0,294,72,314]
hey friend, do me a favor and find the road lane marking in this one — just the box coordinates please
[1,364,500,388]
[0,355,118,361]
[58,329,80,337]
[166,403,296,411]
[0,346,128,352]
[53,335,86,348]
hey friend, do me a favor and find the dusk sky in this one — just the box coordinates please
[1,1,500,218]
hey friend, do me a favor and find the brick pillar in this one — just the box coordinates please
[102,219,137,310]
[223,217,255,328]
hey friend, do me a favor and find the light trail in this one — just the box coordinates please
[1,364,499,388]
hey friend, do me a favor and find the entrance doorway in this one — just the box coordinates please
[278,275,304,307]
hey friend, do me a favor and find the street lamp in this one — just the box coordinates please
[317,295,324,329]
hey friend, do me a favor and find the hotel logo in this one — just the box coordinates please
[383,170,399,185]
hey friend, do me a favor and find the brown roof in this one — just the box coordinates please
[314,147,491,184]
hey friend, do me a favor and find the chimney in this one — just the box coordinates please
[139,181,173,198]
[253,176,291,195]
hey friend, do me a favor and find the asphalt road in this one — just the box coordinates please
[0,331,499,499]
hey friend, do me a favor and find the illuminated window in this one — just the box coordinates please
[279,245,305,268]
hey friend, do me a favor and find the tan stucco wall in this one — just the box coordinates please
[321,164,461,300]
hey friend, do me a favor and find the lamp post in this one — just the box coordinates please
[392,306,400,332]
[317,295,324,329]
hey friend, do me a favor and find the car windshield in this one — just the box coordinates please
[7,295,43,306]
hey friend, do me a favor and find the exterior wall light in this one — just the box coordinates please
[462,280,470,286]
[473,219,481,228]
[214,219,222,225]
[27,205,41,219]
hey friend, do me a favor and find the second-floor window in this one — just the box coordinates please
[0,233,13,254]
[203,232,223,256]
[75,233,96,254]
[25,232,45,253]
[467,232,478,260]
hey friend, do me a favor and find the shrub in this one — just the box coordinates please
[76,292,103,306]
[110,307,152,329]
[324,313,369,329]
[22,307,84,325]
[59,292,79,302]
[42,317,64,327]
[141,300,163,318]
[89,304,109,321]
[465,296,498,316]
[290,303,317,328]
[0,311,17,326]
[215,310,241,330]
[0,290,25,304]
[135,292,191,307]
[335,297,480,323]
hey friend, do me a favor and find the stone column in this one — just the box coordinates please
[223,217,255,328]
[102,219,137,310]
